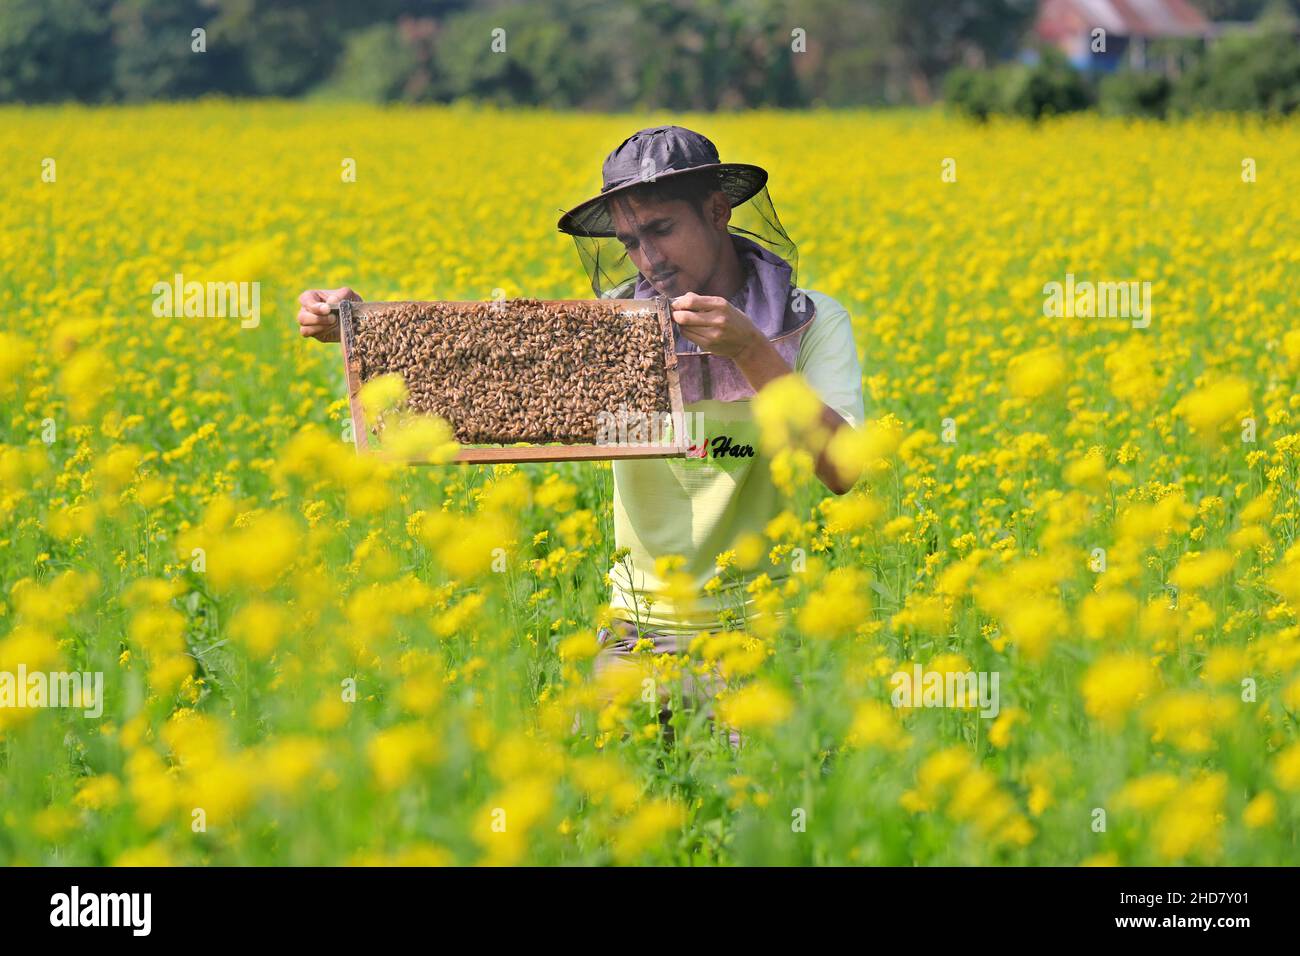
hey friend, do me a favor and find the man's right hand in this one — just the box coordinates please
[296,287,363,343]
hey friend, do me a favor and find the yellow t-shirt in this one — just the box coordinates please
[607,288,865,634]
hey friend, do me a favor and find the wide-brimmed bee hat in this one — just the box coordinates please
[557,125,800,299]
[557,125,768,238]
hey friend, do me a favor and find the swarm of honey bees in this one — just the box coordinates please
[349,299,672,444]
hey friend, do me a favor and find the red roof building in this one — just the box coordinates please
[1033,0,1213,71]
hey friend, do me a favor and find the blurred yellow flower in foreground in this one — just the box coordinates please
[716,680,793,731]
[379,415,460,464]
[1007,346,1067,400]
[1272,741,1300,792]
[1174,376,1251,441]
[1169,550,1234,591]
[613,799,684,864]
[753,373,826,454]
[798,566,871,639]
[1082,654,1154,729]
[359,373,409,418]
[845,699,910,751]
[368,724,441,791]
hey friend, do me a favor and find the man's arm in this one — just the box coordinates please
[670,291,865,495]
[732,335,859,495]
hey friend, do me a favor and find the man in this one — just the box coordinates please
[554,127,865,682]
[296,125,865,741]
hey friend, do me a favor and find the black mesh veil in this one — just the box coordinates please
[563,171,801,300]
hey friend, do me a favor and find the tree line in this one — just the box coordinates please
[1,0,1295,111]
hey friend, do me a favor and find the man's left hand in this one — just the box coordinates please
[669,293,763,360]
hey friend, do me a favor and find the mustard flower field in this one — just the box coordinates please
[2,102,1299,865]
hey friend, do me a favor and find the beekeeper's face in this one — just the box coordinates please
[609,190,731,298]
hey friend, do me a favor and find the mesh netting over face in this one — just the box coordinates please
[567,172,800,300]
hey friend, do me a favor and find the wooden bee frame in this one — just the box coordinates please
[335,298,689,464]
